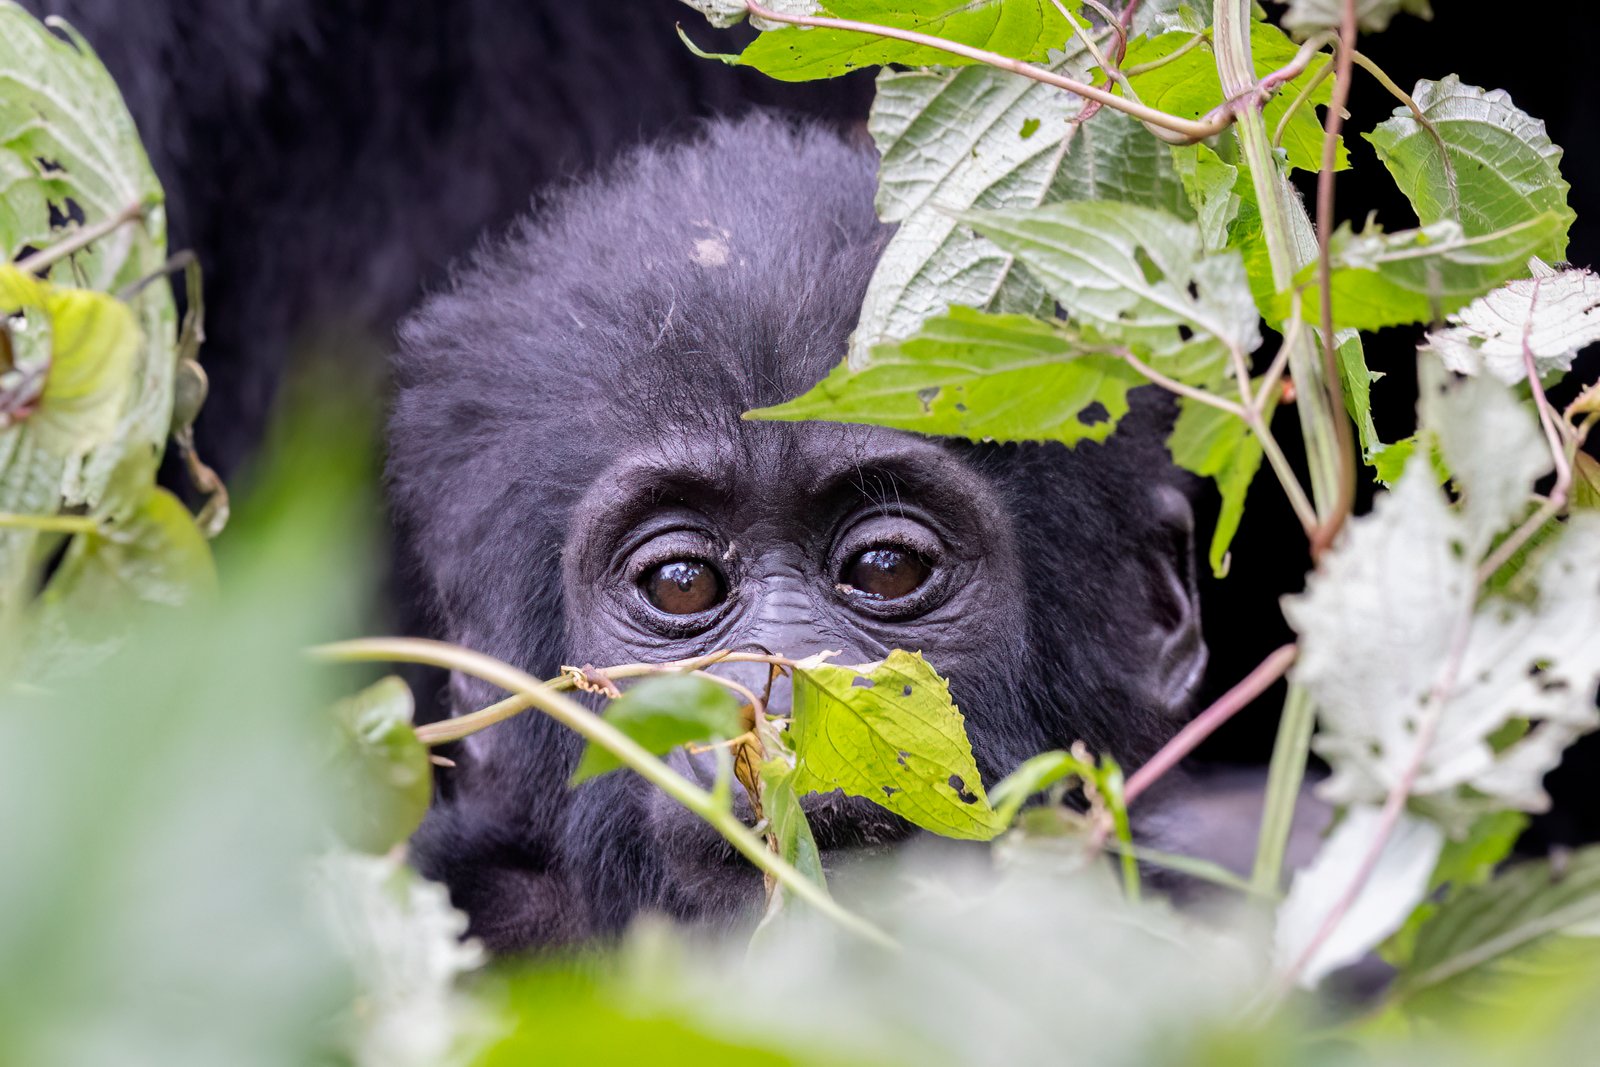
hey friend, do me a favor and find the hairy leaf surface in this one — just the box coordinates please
[1423,259,1600,384]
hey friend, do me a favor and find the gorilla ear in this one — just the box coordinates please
[1134,483,1207,717]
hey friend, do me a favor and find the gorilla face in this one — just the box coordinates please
[389,115,1205,951]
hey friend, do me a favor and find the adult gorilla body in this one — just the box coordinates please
[391,117,1207,951]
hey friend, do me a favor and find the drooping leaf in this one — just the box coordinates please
[749,308,1141,445]
[1366,76,1575,261]
[1391,847,1600,1021]
[1167,394,1267,576]
[1279,0,1432,36]
[1273,215,1569,332]
[1170,142,1241,252]
[1336,329,1382,459]
[789,649,1005,840]
[1275,804,1445,988]
[1282,368,1600,832]
[760,759,827,891]
[852,51,1086,361]
[725,1,1081,81]
[572,674,746,783]
[961,200,1261,370]
[1122,21,1346,173]
[989,748,1093,826]
[1423,259,1600,384]
[326,676,433,854]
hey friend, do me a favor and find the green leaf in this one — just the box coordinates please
[989,748,1093,825]
[1423,259,1600,384]
[749,308,1141,446]
[789,649,1004,840]
[961,200,1261,371]
[1392,847,1600,1020]
[327,676,433,854]
[1170,142,1241,252]
[572,674,745,783]
[1279,0,1432,35]
[760,759,827,891]
[853,49,1086,359]
[1122,21,1346,173]
[729,1,1080,81]
[1366,76,1574,261]
[1272,215,1568,332]
[1048,106,1193,219]
[1167,393,1269,576]
[1383,810,1528,967]
[1336,329,1381,459]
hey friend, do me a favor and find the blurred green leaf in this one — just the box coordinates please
[1383,810,1528,967]
[1280,0,1431,35]
[790,649,1004,840]
[573,674,746,783]
[329,675,432,854]
[990,748,1093,825]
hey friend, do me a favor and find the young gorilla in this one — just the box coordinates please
[390,115,1207,953]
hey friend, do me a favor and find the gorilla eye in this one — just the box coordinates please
[842,546,930,601]
[642,559,725,614]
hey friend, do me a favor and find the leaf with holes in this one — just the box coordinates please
[1423,259,1600,384]
[717,1,1081,81]
[749,307,1141,445]
[572,674,746,784]
[960,200,1261,373]
[1366,76,1574,260]
[1282,367,1600,833]
[789,649,1004,840]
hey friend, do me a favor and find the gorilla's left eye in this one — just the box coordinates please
[841,546,930,601]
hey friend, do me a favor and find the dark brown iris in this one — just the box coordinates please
[642,559,724,614]
[844,547,929,600]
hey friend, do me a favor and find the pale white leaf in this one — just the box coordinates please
[1278,0,1432,36]
[1275,805,1443,988]
[1424,259,1600,384]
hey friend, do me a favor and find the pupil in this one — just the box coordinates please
[846,547,928,600]
[643,559,723,614]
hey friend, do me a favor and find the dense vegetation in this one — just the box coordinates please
[3,1,1599,1063]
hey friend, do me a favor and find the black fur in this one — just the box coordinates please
[391,115,1205,951]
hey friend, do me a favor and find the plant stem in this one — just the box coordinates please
[0,511,98,534]
[1249,681,1315,894]
[1122,351,1246,416]
[15,201,146,275]
[313,637,896,949]
[743,1,1223,143]
[1125,644,1297,803]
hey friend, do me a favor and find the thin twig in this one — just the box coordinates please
[0,511,98,534]
[1255,303,1303,416]
[313,637,896,949]
[1122,30,1209,77]
[15,201,146,275]
[1307,6,1360,559]
[1350,50,1459,219]
[1125,644,1299,803]
[1122,351,1247,417]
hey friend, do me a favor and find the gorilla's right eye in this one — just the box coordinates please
[641,559,725,615]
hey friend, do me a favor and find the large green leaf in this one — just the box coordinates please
[851,50,1086,361]
[572,674,746,783]
[327,676,433,854]
[1272,215,1569,332]
[1047,107,1193,219]
[1392,847,1600,1021]
[789,649,1004,840]
[961,200,1261,372]
[724,1,1081,81]
[1170,142,1241,252]
[1366,76,1574,260]
[749,307,1140,445]
[1122,21,1346,173]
